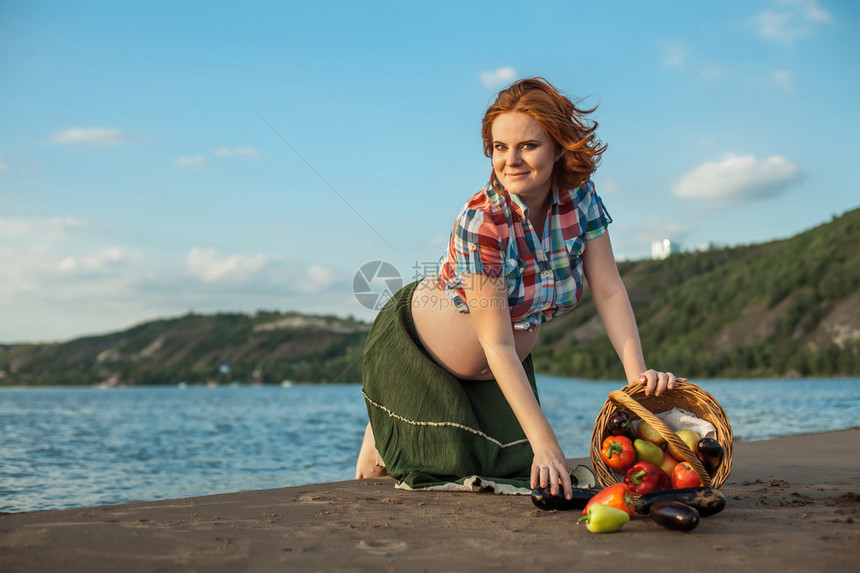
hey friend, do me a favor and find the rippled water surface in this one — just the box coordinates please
[1,377,857,513]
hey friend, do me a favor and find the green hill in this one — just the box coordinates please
[2,208,859,386]
[0,312,370,386]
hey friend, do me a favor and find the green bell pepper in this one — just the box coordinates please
[577,503,630,533]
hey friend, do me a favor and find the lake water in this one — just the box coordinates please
[1,377,858,513]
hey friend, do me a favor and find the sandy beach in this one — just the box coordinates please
[1,428,858,572]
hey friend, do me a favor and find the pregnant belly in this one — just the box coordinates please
[410,276,540,380]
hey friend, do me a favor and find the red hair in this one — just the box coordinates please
[481,77,606,191]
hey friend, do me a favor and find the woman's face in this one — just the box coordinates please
[490,111,558,202]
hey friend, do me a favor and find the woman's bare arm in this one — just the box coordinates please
[582,232,677,396]
[461,274,572,498]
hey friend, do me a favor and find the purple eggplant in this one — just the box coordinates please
[607,411,634,439]
[649,501,700,532]
[696,437,724,475]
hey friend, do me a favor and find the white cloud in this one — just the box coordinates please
[186,247,276,282]
[479,67,517,89]
[697,65,728,81]
[0,225,360,342]
[0,240,149,341]
[46,127,128,145]
[0,217,97,296]
[673,154,802,201]
[598,178,619,196]
[662,42,690,69]
[755,0,832,45]
[178,148,261,168]
[58,247,134,273]
[771,69,795,91]
[17,160,43,177]
[176,155,208,167]
[660,41,727,82]
[756,11,804,44]
[0,244,50,294]
[0,158,8,173]
[214,147,261,158]
[0,216,93,240]
[787,0,832,22]
[57,257,77,272]
[307,265,338,288]
[0,218,138,314]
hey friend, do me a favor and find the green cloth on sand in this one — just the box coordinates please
[362,280,596,494]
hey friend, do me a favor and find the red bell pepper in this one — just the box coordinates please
[600,435,635,473]
[582,483,635,516]
[623,461,664,495]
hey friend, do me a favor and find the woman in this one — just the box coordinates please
[356,78,678,499]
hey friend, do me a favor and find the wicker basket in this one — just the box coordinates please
[590,380,733,489]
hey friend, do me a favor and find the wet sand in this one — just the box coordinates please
[1,428,858,572]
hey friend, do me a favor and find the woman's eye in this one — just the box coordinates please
[494,144,507,151]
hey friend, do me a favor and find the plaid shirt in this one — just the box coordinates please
[435,179,612,331]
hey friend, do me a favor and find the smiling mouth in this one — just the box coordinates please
[506,172,528,177]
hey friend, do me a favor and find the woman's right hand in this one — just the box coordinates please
[530,442,572,499]
[459,274,572,499]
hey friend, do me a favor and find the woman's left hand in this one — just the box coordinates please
[632,370,678,396]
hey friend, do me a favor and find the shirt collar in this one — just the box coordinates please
[490,180,563,221]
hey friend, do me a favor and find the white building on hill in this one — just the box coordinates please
[651,239,682,260]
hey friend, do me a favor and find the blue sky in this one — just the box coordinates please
[1,0,858,343]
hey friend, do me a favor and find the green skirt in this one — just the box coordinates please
[361,280,536,493]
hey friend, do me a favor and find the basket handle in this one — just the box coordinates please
[608,389,712,488]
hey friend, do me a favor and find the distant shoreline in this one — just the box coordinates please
[4,373,860,390]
